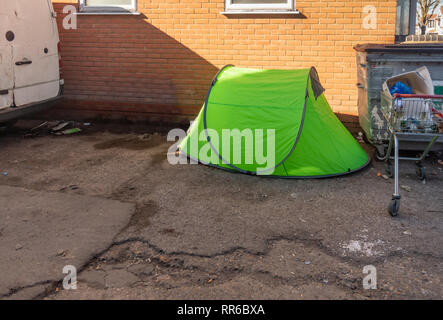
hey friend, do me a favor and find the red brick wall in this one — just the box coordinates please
[51,0,397,122]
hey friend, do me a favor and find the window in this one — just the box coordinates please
[225,0,295,11]
[79,0,137,13]
[428,20,435,28]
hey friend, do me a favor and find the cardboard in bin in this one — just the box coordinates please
[382,66,434,98]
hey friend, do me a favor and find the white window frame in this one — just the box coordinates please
[79,0,137,13]
[225,0,295,11]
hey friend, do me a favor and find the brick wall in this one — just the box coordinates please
[51,0,397,122]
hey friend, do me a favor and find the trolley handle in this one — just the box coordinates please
[393,93,443,99]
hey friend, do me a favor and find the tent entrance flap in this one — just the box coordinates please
[179,65,370,178]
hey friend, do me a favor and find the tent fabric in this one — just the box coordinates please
[179,65,370,178]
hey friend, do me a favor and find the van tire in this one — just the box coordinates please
[0,120,17,130]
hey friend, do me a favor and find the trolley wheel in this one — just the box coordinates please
[388,199,400,217]
[416,166,426,181]
[373,148,386,162]
[385,162,393,178]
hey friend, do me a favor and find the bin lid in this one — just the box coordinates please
[354,43,443,53]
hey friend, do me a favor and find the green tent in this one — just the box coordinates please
[179,65,370,178]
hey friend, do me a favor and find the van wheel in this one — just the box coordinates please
[0,120,17,130]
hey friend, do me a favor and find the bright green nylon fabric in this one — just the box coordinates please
[282,79,369,176]
[179,66,369,177]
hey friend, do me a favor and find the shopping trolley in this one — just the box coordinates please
[380,93,443,217]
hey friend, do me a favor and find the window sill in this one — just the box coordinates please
[76,11,140,15]
[221,10,300,15]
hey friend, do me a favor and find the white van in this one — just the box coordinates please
[0,0,63,123]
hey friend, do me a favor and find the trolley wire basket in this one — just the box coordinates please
[381,93,443,134]
[379,93,443,216]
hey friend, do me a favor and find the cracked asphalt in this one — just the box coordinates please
[0,121,442,300]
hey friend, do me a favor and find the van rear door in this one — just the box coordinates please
[12,0,60,106]
[0,1,15,110]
